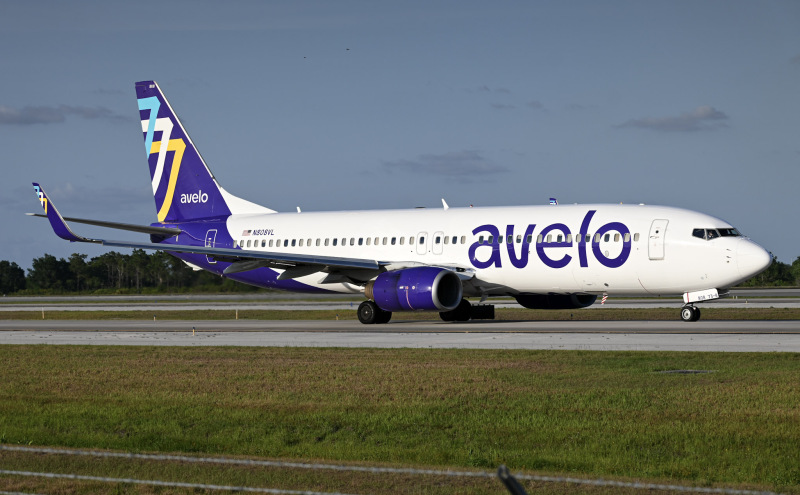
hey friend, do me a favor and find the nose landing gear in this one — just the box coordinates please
[680,305,701,322]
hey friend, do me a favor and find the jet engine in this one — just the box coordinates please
[365,267,462,312]
[514,293,597,310]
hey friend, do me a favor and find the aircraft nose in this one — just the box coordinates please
[737,239,772,279]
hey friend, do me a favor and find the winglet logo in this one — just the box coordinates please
[138,96,186,222]
[33,185,47,214]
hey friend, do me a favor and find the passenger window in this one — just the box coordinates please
[516,235,522,244]
[410,237,415,245]
[444,236,449,245]
[488,235,494,244]
[391,237,396,245]
[383,237,388,245]
[586,234,591,242]
[324,239,329,246]
[366,238,371,246]
[269,240,274,248]
[537,235,543,244]
[292,239,296,247]
[316,239,320,247]
[594,233,600,243]
[374,237,379,245]
[332,238,337,246]
[435,236,441,244]
[556,234,562,242]
[634,233,640,242]
[341,238,346,246]
[246,240,251,247]
[507,235,513,244]
[604,234,610,242]
[420,236,425,245]
[478,236,484,244]
[460,236,466,244]
[614,233,620,242]
[453,236,458,244]
[358,238,363,246]
[546,234,552,243]
[526,235,532,244]
[285,240,289,247]
[400,237,405,245]
[566,234,572,243]
[299,239,304,247]
[624,233,630,242]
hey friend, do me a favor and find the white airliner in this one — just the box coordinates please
[31,81,772,323]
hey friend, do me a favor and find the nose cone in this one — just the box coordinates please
[737,239,772,279]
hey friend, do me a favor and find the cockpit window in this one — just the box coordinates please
[693,227,741,240]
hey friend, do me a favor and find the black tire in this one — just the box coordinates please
[357,301,380,324]
[439,310,456,322]
[691,307,701,322]
[375,308,392,324]
[680,306,695,322]
[453,299,472,322]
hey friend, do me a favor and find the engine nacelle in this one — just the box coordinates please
[365,267,463,312]
[515,293,597,310]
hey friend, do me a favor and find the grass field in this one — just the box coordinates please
[1,345,798,494]
[2,306,800,321]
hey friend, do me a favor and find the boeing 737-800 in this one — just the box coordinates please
[31,81,772,323]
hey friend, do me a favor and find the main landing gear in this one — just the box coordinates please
[357,300,392,324]
[439,299,495,322]
[680,305,701,322]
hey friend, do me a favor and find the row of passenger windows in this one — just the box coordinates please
[239,235,469,249]
[477,233,640,244]
[238,232,642,249]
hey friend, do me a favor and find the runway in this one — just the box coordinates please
[2,288,799,311]
[2,319,799,352]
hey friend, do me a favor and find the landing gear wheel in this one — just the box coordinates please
[357,301,380,324]
[680,306,701,322]
[440,299,472,322]
[375,308,392,324]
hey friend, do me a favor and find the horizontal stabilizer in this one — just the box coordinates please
[26,213,181,236]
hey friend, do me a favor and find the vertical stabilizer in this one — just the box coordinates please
[135,81,273,222]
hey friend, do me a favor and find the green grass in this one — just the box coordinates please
[1,346,799,494]
[3,306,800,321]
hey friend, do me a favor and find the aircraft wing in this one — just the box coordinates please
[31,183,473,283]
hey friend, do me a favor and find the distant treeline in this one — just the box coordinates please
[0,251,798,295]
[0,250,261,295]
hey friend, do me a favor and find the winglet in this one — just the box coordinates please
[32,183,97,243]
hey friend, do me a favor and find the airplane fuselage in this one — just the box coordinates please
[160,203,766,298]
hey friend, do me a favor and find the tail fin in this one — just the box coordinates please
[135,81,274,223]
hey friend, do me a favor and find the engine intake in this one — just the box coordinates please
[365,267,462,312]
[514,293,597,310]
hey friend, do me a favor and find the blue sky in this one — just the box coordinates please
[1,1,798,269]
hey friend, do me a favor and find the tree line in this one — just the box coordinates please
[0,250,260,295]
[0,251,798,295]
